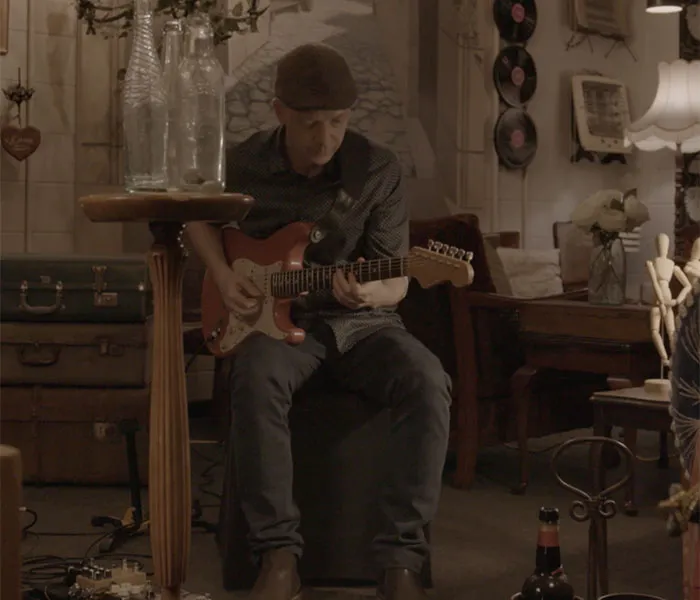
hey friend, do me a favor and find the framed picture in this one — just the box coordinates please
[0,0,8,56]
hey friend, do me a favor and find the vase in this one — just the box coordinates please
[588,233,626,305]
[122,0,168,192]
[177,12,226,193]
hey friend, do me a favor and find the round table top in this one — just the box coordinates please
[80,192,255,223]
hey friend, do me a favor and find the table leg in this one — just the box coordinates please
[621,428,639,516]
[148,223,191,600]
[511,365,538,495]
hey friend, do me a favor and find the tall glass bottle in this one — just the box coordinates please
[177,13,226,193]
[121,0,168,192]
[161,19,184,191]
[521,507,575,600]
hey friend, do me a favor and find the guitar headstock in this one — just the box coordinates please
[407,240,474,289]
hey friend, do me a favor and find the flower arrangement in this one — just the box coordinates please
[573,188,650,305]
[571,188,650,246]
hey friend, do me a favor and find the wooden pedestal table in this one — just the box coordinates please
[80,193,254,600]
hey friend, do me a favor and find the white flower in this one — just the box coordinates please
[571,188,649,234]
[598,207,627,232]
[622,191,650,230]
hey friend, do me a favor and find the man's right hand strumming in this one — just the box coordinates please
[214,267,263,317]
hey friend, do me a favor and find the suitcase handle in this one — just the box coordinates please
[17,344,61,367]
[19,281,64,315]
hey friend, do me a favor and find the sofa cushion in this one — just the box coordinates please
[496,247,564,298]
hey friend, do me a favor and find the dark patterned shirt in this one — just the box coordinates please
[225,126,408,353]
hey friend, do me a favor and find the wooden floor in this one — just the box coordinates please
[19,426,680,599]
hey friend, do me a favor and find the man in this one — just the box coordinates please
[187,43,451,600]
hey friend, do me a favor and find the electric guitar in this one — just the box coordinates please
[201,222,474,357]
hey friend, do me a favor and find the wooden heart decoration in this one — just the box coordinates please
[1,125,42,161]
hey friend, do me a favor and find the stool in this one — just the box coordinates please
[216,370,433,590]
[591,387,672,516]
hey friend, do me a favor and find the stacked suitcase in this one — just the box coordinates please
[0,255,153,485]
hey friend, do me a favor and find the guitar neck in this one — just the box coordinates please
[272,257,408,298]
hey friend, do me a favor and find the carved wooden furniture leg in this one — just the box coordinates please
[604,376,633,469]
[148,222,191,600]
[510,365,538,495]
[621,428,639,516]
[0,445,22,600]
[658,431,670,469]
[450,289,479,490]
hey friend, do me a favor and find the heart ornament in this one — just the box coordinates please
[1,125,42,161]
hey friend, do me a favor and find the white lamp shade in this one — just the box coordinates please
[625,60,700,153]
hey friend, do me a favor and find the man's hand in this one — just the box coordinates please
[332,258,408,310]
[214,267,263,317]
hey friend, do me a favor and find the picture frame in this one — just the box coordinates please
[0,0,8,56]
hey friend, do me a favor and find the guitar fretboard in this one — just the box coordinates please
[271,257,407,298]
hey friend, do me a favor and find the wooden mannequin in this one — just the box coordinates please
[684,238,700,286]
[645,233,692,393]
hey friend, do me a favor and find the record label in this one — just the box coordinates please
[493,0,537,44]
[494,108,537,170]
[493,45,537,107]
[511,3,525,23]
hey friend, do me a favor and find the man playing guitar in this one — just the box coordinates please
[187,43,451,600]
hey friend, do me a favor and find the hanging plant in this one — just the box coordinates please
[75,0,268,46]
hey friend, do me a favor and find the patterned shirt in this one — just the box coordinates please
[225,126,408,353]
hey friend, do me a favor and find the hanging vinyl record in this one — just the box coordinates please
[494,108,537,170]
[493,45,537,107]
[493,0,537,44]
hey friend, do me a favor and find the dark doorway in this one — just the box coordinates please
[417,0,439,150]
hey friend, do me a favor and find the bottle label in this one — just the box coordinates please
[536,525,560,548]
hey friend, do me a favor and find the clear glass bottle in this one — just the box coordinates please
[177,13,226,193]
[122,0,168,192]
[161,19,184,191]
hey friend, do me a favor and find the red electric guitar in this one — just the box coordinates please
[201,222,474,358]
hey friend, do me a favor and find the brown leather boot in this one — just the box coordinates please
[377,568,427,600]
[249,548,302,600]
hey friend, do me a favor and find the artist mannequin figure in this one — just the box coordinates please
[684,238,700,286]
[646,233,692,367]
[187,44,450,600]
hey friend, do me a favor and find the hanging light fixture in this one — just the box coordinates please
[646,0,683,13]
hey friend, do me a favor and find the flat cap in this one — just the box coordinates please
[274,43,358,111]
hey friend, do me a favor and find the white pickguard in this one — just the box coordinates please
[217,258,286,355]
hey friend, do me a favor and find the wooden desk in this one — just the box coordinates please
[512,300,660,494]
[591,387,671,515]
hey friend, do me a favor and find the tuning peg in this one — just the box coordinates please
[455,249,465,260]
[465,251,474,262]
[427,239,435,250]
[433,241,444,252]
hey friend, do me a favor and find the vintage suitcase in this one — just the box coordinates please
[0,322,151,387]
[0,254,151,323]
[0,386,150,485]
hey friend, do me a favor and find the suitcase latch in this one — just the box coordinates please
[97,338,125,357]
[92,266,119,308]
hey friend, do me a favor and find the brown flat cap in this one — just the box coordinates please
[274,43,358,111]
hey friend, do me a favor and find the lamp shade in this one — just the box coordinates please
[646,0,683,13]
[624,60,700,153]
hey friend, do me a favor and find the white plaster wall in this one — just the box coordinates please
[380,0,679,286]
[497,2,678,287]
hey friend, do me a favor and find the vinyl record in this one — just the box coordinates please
[493,0,537,44]
[494,108,537,170]
[493,45,537,107]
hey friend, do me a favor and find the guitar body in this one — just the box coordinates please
[201,222,313,358]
